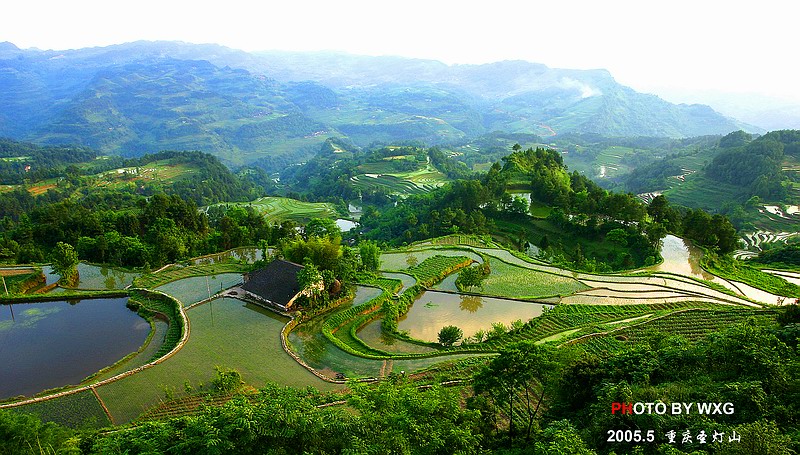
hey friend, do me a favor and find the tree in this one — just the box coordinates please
[359,240,381,272]
[455,261,490,291]
[605,228,628,247]
[438,325,463,346]
[297,260,324,303]
[280,235,342,272]
[304,218,340,239]
[50,241,79,286]
[473,342,559,442]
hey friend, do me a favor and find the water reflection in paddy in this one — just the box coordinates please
[0,297,149,399]
[192,247,264,265]
[646,235,793,304]
[42,263,139,289]
[647,235,715,280]
[155,273,243,306]
[398,291,550,343]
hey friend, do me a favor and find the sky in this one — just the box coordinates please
[3,0,799,108]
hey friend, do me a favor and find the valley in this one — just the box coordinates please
[0,40,798,455]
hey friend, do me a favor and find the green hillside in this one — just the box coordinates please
[0,41,761,167]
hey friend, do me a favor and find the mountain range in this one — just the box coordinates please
[0,40,758,166]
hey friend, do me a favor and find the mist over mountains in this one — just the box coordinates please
[0,40,758,165]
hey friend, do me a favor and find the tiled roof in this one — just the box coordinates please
[240,259,303,307]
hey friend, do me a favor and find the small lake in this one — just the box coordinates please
[0,297,149,399]
[397,291,550,343]
[335,219,358,232]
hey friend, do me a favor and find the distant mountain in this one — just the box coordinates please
[0,41,760,165]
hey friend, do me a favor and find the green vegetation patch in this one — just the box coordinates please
[380,248,483,271]
[96,298,336,424]
[208,196,339,223]
[478,259,589,298]
[9,390,110,429]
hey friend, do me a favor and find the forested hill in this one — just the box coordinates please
[705,130,800,200]
[0,41,756,166]
[623,129,800,207]
[0,141,277,266]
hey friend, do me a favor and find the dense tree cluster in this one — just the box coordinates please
[362,146,663,271]
[706,130,800,200]
[647,194,739,254]
[0,145,282,267]
[0,138,97,184]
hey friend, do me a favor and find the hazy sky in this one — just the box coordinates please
[3,0,799,104]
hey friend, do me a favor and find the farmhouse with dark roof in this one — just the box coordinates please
[240,259,305,311]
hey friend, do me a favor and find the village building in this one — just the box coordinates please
[240,259,306,312]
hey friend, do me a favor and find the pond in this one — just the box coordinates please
[0,297,149,399]
[335,219,358,232]
[397,291,551,343]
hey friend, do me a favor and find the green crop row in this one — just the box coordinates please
[405,255,474,287]
[127,290,184,362]
[357,276,403,294]
[573,308,778,355]
[7,389,111,429]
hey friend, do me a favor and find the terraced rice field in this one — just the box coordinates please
[96,298,339,423]
[155,273,243,306]
[385,238,762,307]
[734,230,800,259]
[764,270,800,286]
[206,197,339,223]
[477,259,588,298]
[350,161,449,196]
[11,234,784,426]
